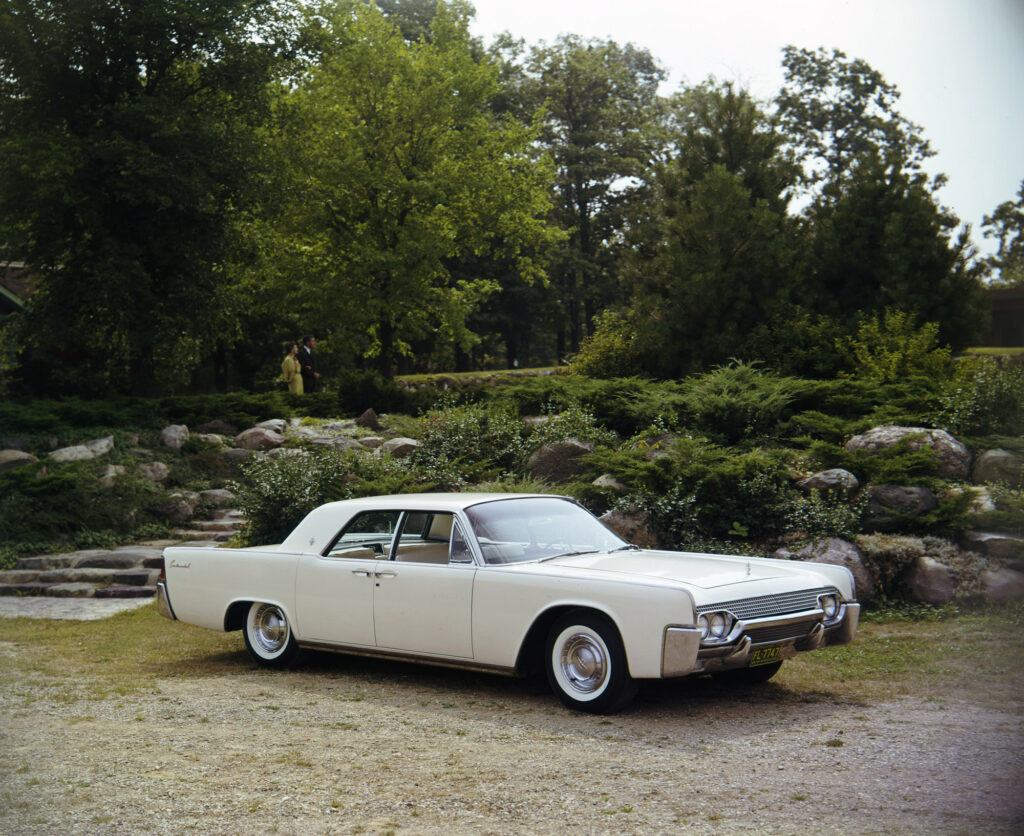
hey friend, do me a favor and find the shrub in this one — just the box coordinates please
[525,402,619,452]
[785,490,868,541]
[934,355,1024,436]
[808,435,941,487]
[231,449,422,546]
[837,308,953,384]
[569,310,643,378]
[680,361,809,444]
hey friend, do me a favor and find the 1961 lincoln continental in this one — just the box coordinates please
[158,493,859,713]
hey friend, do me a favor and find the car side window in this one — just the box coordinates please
[325,510,400,559]
[450,520,473,564]
[393,512,456,565]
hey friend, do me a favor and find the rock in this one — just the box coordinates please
[636,433,682,461]
[196,420,237,436]
[195,433,225,446]
[139,461,171,483]
[958,485,997,515]
[798,468,859,497]
[972,449,1023,486]
[356,408,382,430]
[523,416,550,429]
[48,583,96,598]
[49,436,114,463]
[165,491,201,523]
[306,436,364,452]
[791,537,875,602]
[844,426,971,480]
[0,449,38,473]
[220,448,254,464]
[358,436,385,449]
[962,531,1024,564]
[161,425,190,451]
[98,464,127,489]
[978,567,1024,604]
[865,485,939,527]
[235,427,285,450]
[266,447,308,460]
[199,488,235,507]
[527,439,595,483]
[256,419,288,434]
[593,474,626,492]
[903,555,955,604]
[599,506,660,549]
[379,437,420,458]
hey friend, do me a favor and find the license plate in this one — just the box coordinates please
[749,645,781,667]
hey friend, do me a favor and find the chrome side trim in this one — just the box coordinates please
[662,627,701,677]
[155,581,176,621]
[297,640,519,677]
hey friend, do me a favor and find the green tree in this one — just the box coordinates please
[626,82,801,376]
[506,35,665,356]
[776,45,935,195]
[807,151,986,350]
[269,2,555,378]
[0,0,289,395]
[982,180,1024,288]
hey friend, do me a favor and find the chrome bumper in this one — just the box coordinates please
[155,581,176,621]
[663,603,861,677]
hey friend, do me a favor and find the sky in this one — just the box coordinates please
[468,0,1024,257]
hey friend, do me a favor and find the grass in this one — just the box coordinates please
[0,603,1021,710]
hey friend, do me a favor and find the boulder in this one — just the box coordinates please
[599,506,660,549]
[165,491,201,523]
[865,484,938,527]
[972,449,1023,486]
[379,437,420,458]
[50,436,114,463]
[593,474,626,492]
[527,438,595,483]
[0,449,38,473]
[235,427,285,450]
[98,464,127,489]
[199,488,235,507]
[306,436,364,452]
[844,426,971,479]
[791,537,875,602]
[522,415,550,429]
[978,567,1024,604]
[139,461,171,483]
[798,468,859,497]
[903,555,955,605]
[161,425,190,451]
[358,436,385,449]
[962,531,1024,565]
[256,419,288,434]
[195,433,226,447]
[635,433,681,461]
[356,408,382,430]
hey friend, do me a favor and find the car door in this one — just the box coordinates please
[372,511,476,658]
[293,509,400,647]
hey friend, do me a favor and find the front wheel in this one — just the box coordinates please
[244,602,300,668]
[545,611,637,714]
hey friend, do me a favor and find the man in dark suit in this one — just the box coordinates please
[298,334,320,393]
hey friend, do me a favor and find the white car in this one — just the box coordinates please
[158,493,859,713]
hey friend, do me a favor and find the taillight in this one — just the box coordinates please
[158,557,166,582]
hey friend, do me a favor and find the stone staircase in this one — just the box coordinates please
[0,508,245,600]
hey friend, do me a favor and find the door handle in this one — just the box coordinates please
[375,570,397,578]
[351,569,372,577]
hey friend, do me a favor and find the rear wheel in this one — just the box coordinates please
[243,602,300,668]
[545,611,637,714]
[713,660,783,685]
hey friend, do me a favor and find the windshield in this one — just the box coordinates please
[464,497,627,565]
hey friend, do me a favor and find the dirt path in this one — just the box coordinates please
[2,646,1022,835]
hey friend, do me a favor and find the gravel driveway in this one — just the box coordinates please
[2,637,1022,835]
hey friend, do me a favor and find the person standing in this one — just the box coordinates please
[298,334,320,393]
[281,341,304,394]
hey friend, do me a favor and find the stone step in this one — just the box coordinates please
[190,520,240,533]
[0,582,156,599]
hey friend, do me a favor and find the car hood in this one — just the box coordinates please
[544,550,824,591]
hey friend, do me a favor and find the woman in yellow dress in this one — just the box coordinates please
[281,341,304,394]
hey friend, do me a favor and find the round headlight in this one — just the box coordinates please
[698,614,710,640]
[821,595,841,620]
[709,612,729,639]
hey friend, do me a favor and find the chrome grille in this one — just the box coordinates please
[747,619,818,644]
[696,587,837,620]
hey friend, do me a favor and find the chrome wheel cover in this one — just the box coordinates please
[251,604,289,656]
[558,631,608,695]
